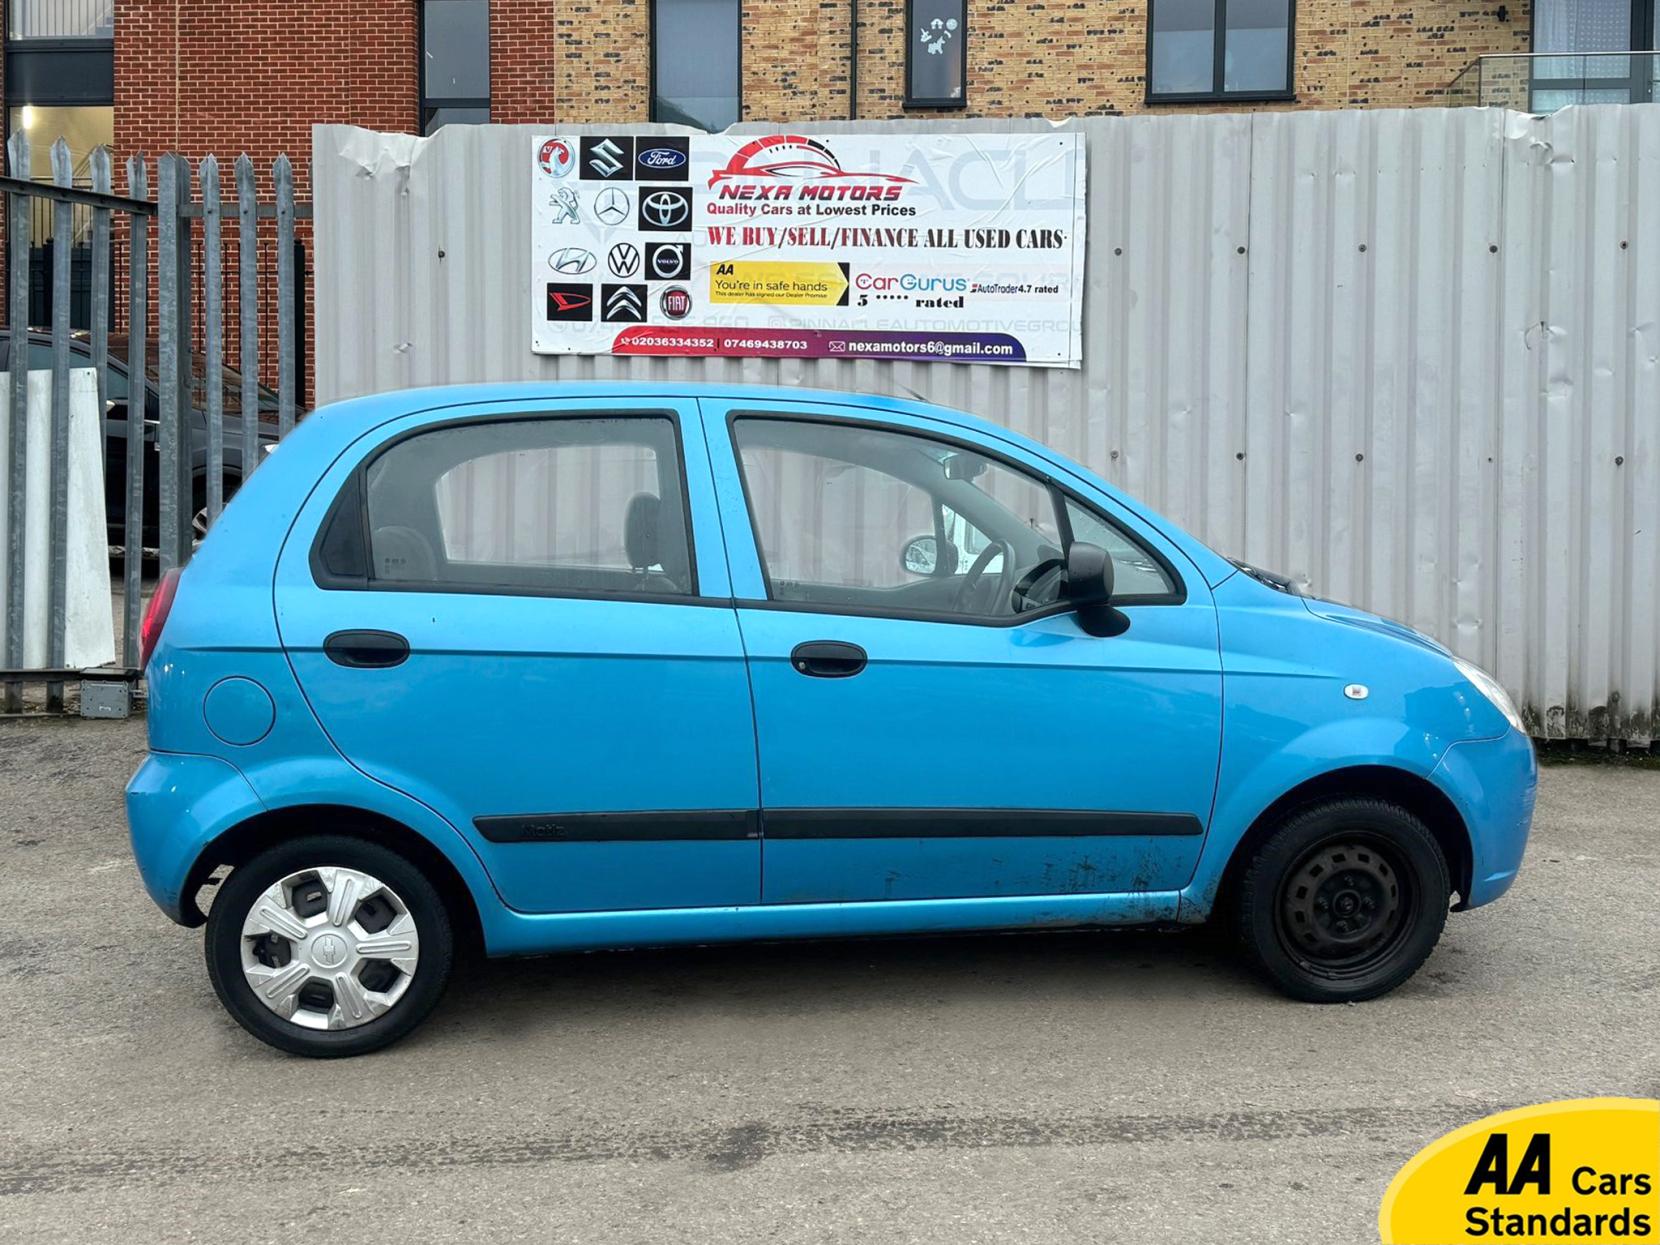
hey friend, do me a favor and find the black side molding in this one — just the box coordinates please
[762,809,1205,839]
[475,809,761,843]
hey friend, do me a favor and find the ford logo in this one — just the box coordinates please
[639,147,687,171]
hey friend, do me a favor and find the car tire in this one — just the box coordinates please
[1234,799,1450,1003]
[205,835,454,1057]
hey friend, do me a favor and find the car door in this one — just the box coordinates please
[273,398,761,913]
[704,400,1222,905]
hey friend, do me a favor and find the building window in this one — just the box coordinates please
[421,0,490,134]
[1531,0,1657,107]
[1147,0,1294,101]
[651,0,740,131]
[8,0,113,39]
[906,0,967,107]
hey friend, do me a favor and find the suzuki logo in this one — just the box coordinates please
[641,190,690,228]
[588,138,625,177]
[594,187,630,226]
[608,243,640,278]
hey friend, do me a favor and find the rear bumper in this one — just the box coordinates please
[1433,730,1538,909]
[126,750,265,925]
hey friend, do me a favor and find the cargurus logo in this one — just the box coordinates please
[639,147,687,171]
[855,273,969,293]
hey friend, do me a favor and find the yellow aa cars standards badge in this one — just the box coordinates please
[1380,1098,1659,1243]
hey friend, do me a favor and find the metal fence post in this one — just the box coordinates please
[202,156,223,526]
[47,139,72,712]
[3,130,30,713]
[236,155,259,479]
[90,148,112,436]
[123,155,148,670]
[156,154,193,571]
[274,155,296,437]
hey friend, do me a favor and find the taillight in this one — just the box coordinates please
[139,568,182,671]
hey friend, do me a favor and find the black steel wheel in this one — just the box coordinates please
[1235,799,1450,1002]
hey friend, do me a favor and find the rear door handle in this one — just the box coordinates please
[324,630,410,669]
[790,641,867,678]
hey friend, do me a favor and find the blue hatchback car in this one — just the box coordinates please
[127,383,1536,1056]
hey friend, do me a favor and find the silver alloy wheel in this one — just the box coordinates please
[239,866,421,1031]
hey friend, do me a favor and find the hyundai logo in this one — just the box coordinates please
[641,190,690,228]
[594,187,630,226]
[638,147,687,171]
[548,247,597,275]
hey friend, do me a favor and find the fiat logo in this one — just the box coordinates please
[660,286,692,320]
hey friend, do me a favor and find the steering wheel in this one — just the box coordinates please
[1010,556,1066,613]
[953,540,1015,614]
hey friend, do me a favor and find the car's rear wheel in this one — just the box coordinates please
[1235,800,1450,1002]
[205,835,453,1057]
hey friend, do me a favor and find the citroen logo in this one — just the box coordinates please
[594,187,630,226]
[605,286,644,318]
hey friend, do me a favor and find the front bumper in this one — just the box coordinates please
[126,750,265,925]
[1433,730,1538,909]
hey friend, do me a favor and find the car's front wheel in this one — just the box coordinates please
[205,835,453,1057]
[1235,799,1450,1002]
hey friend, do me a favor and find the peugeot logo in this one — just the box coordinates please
[548,247,596,275]
[608,243,640,278]
[588,138,625,177]
[594,187,630,226]
[641,190,690,228]
[548,187,580,225]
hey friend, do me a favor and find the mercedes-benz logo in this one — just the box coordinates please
[641,190,689,228]
[608,243,640,278]
[594,187,630,226]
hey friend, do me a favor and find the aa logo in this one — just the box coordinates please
[1380,1098,1659,1243]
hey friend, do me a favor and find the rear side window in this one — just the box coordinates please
[317,414,696,598]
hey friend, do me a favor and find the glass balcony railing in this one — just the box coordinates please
[1448,51,1660,112]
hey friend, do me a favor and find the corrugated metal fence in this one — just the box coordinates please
[313,107,1660,743]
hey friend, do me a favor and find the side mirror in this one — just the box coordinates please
[901,534,939,575]
[1066,541,1119,636]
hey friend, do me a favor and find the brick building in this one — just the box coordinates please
[1,0,1653,354]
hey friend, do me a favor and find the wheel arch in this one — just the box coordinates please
[1212,765,1473,918]
[180,804,485,954]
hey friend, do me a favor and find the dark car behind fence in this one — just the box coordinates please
[0,132,310,715]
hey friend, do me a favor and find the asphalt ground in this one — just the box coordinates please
[0,716,1656,1243]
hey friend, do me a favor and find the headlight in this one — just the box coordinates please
[1453,657,1525,735]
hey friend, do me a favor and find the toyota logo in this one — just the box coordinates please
[608,243,640,278]
[548,247,596,275]
[641,190,690,228]
[594,187,630,226]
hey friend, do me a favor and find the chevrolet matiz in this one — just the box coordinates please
[126,384,1536,1056]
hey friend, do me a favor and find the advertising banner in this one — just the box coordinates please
[530,132,1086,367]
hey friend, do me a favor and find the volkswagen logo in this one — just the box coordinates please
[548,247,596,275]
[594,187,630,226]
[608,243,640,278]
[641,190,690,229]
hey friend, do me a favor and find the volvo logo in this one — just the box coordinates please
[608,242,640,278]
[649,242,689,280]
[640,189,690,229]
[594,187,630,226]
[548,247,596,275]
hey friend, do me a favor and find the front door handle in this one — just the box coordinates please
[324,630,410,669]
[790,641,867,678]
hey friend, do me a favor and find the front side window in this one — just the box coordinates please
[1148,0,1293,100]
[732,417,1174,621]
[9,0,112,38]
[651,0,740,131]
[333,415,695,598]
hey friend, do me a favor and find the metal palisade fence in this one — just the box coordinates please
[0,134,308,715]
